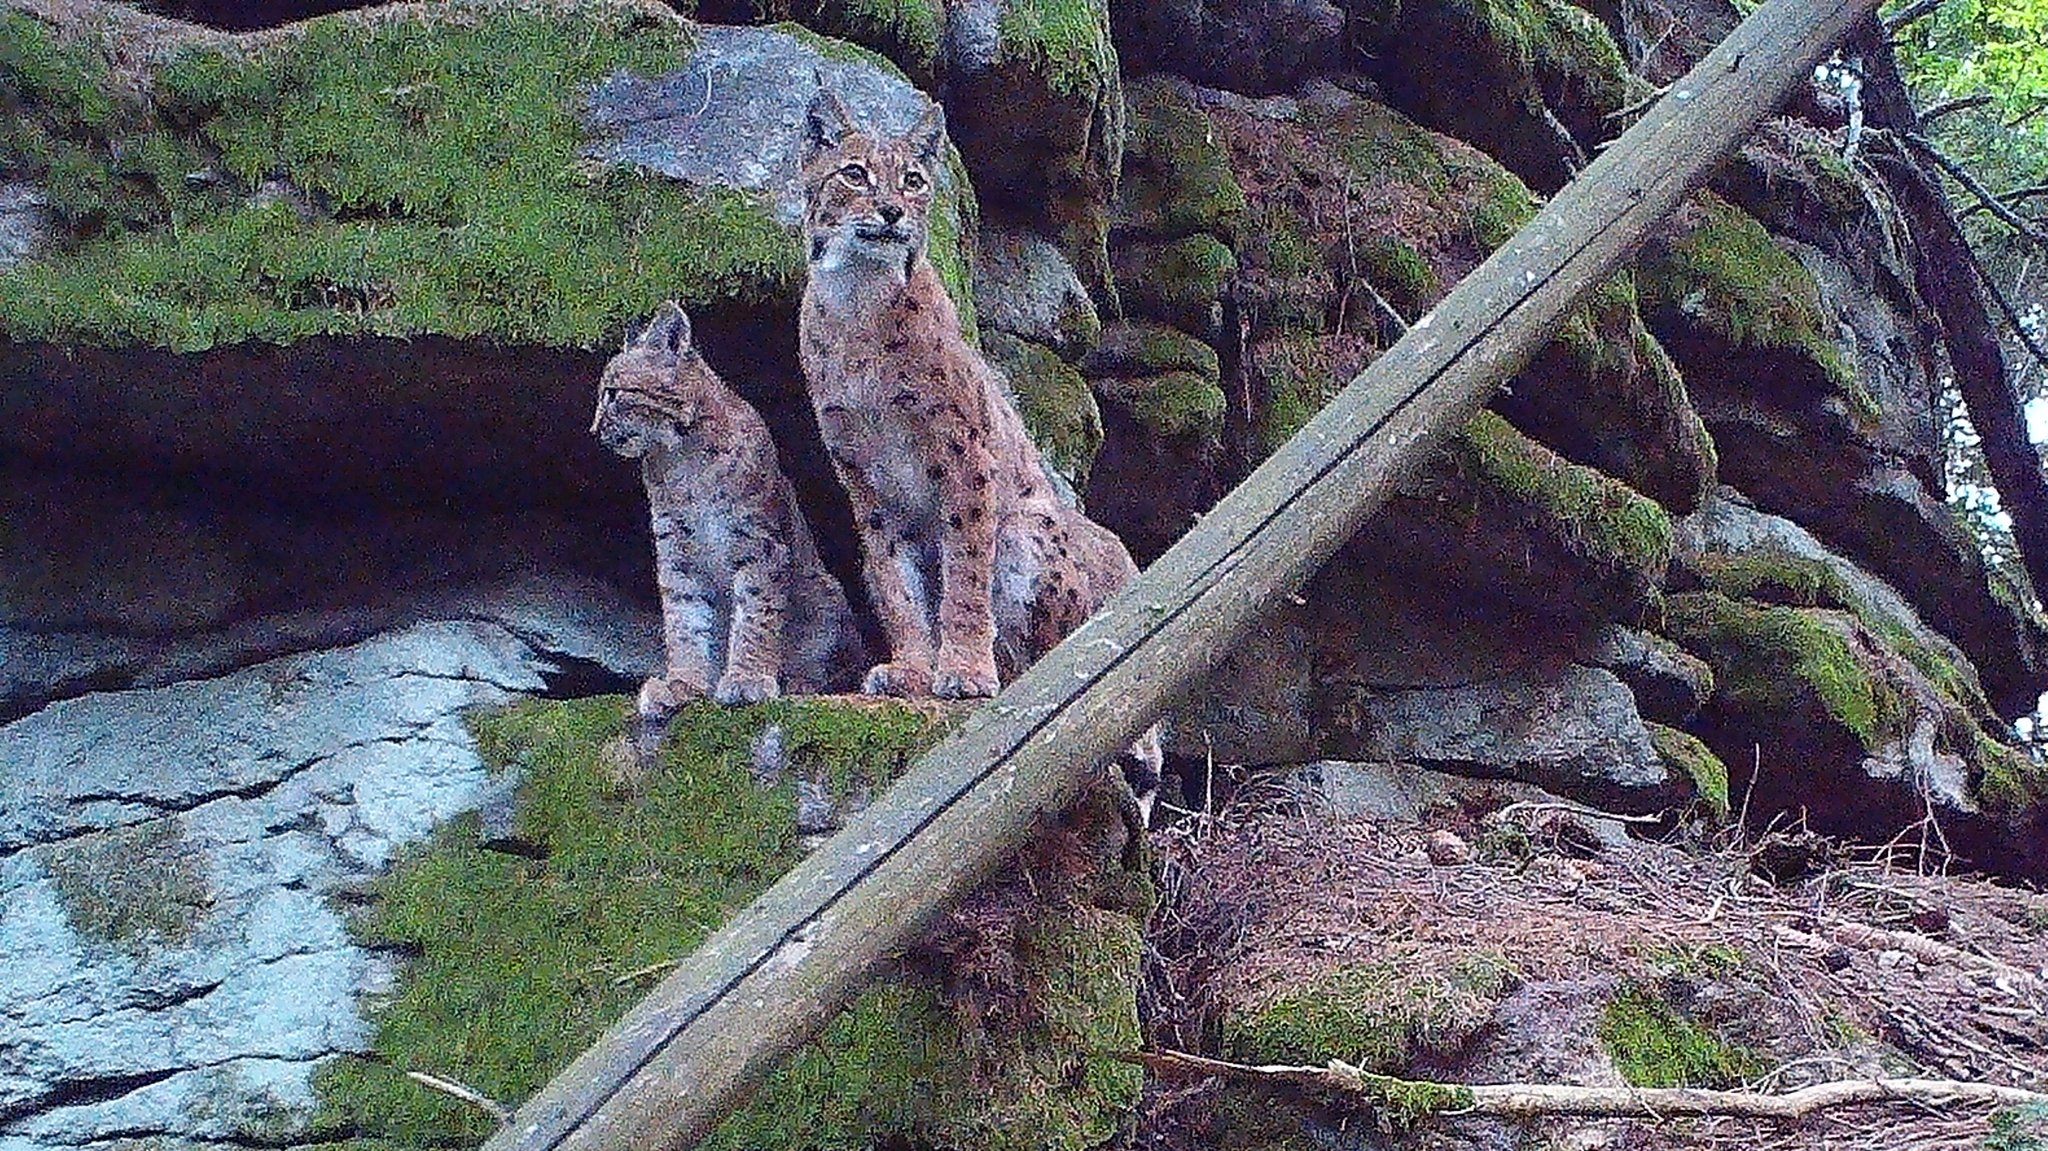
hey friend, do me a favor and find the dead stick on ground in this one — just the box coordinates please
[1120,1049,2048,1121]
[1772,923,2045,994]
[407,1070,513,1125]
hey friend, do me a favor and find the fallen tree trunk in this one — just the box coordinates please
[481,3,1887,1149]
[1125,1048,2048,1123]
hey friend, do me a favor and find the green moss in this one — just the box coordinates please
[1663,592,1899,750]
[314,695,945,1146]
[996,0,1117,98]
[1988,1102,2048,1151]
[1469,167,1538,251]
[1254,331,1349,456]
[1120,370,1225,442]
[802,0,943,82]
[1694,548,1854,610]
[1114,232,1236,329]
[1355,1072,1479,1128]
[1597,986,1765,1089]
[1638,193,1864,411]
[40,818,212,950]
[928,146,983,347]
[1456,408,1674,580]
[1117,77,1246,242]
[1977,729,2048,815]
[1223,955,1511,1073]
[709,908,1142,1151]
[1355,234,1440,314]
[1,6,809,351]
[1084,320,1219,378]
[1647,723,1729,817]
[985,331,1104,489]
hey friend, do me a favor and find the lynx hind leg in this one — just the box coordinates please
[638,670,707,723]
[1107,725,1163,870]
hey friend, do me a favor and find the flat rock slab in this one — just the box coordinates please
[0,596,657,1151]
[583,25,946,225]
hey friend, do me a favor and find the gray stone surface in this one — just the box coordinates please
[1330,665,1684,813]
[0,598,656,1149]
[0,182,48,272]
[1584,625,1713,726]
[582,25,955,227]
[971,229,1101,358]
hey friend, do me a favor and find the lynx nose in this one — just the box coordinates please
[878,203,904,226]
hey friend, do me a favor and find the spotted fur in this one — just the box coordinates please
[795,89,1161,812]
[593,301,866,716]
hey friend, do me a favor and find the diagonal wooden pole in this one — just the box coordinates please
[485,2,1883,1148]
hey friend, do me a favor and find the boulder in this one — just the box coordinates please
[971,227,1101,357]
[1637,184,2048,716]
[1326,664,1696,814]
[940,0,1124,291]
[1111,0,1346,96]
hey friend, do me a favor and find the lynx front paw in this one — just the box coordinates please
[931,662,999,700]
[713,670,781,707]
[638,673,707,721]
[863,661,933,698]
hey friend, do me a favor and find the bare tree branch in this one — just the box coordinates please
[1122,1048,2048,1121]
[1906,131,2048,249]
[1921,93,1994,125]
[1882,0,1945,32]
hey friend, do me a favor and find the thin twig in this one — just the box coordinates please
[610,958,683,987]
[1882,0,1945,32]
[1905,132,2048,248]
[405,1070,512,1124]
[1121,1048,2048,1120]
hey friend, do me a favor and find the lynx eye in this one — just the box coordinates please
[837,163,871,186]
[901,169,928,192]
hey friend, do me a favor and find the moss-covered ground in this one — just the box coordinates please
[1,5,816,351]
[1222,954,1511,1072]
[1597,985,1765,1089]
[313,694,1141,1151]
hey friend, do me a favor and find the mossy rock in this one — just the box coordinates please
[0,5,978,352]
[1222,954,1512,1073]
[1505,273,1717,515]
[1647,722,1729,818]
[1111,232,1236,333]
[1081,320,1224,443]
[1093,368,1225,444]
[1451,408,1674,587]
[1663,592,1900,752]
[985,330,1104,491]
[1114,75,1245,243]
[1636,192,1867,417]
[1082,319,1219,380]
[781,0,946,87]
[1598,984,1765,1088]
[1355,0,1633,190]
[315,695,1144,1151]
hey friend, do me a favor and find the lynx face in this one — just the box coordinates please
[800,90,944,274]
[592,301,702,459]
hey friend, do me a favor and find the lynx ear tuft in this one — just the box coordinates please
[908,100,944,163]
[805,87,856,161]
[636,300,692,356]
